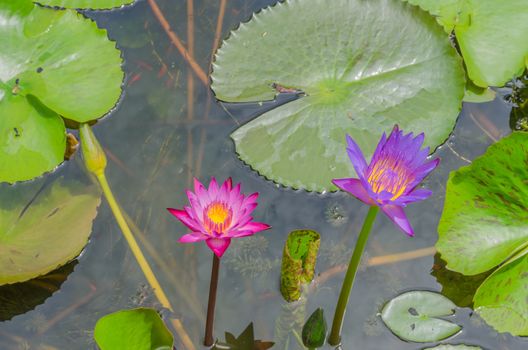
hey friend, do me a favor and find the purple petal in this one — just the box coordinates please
[332,178,375,205]
[407,158,440,190]
[345,134,368,178]
[240,221,271,233]
[206,238,232,257]
[394,188,433,205]
[167,208,202,232]
[381,204,414,236]
[179,232,208,243]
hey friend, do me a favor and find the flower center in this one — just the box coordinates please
[367,157,414,200]
[204,202,232,235]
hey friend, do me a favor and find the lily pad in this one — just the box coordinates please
[424,345,482,350]
[436,132,528,275]
[0,94,66,183]
[0,0,123,182]
[0,261,76,321]
[211,0,465,192]
[473,254,528,335]
[94,308,173,350]
[404,0,528,87]
[0,177,101,285]
[381,291,461,343]
[0,1,123,123]
[431,255,491,308]
[38,0,135,9]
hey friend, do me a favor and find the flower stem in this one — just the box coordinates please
[79,124,196,350]
[204,253,220,346]
[328,205,379,346]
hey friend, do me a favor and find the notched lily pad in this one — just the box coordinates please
[0,1,123,123]
[0,260,76,321]
[211,0,465,192]
[473,254,528,336]
[381,291,461,343]
[94,308,173,350]
[437,132,528,275]
[0,94,66,184]
[38,0,135,10]
[0,176,101,285]
[405,0,528,87]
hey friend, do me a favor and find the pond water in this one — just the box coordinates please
[0,0,526,349]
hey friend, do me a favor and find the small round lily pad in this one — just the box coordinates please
[381,291,461,343]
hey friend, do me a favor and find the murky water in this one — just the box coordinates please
[0,0,526,349]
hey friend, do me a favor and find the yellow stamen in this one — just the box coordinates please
[207,202,229,224]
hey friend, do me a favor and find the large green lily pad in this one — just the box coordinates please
[381,291,461,343]
[0,94,66,183]
[38,0,135,10]
[473,254,528,336]
[211,0,465,192]
[94,308,174,350]
[437,132,528,275]
[0,0,123,183]
[0,1,123,122]
[405,0,528,87]
[0,177,101,285]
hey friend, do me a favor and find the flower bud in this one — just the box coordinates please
[79,123,107,177]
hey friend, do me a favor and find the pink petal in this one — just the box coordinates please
[240,221,271,234]
[381,204,414,237]
[206,238,231,257]
[193,178,208,200]
[345,134,368,178]
[208,177,219,199]
[179,232,208,243]
[332,178,374,205]
[167,208,202,232]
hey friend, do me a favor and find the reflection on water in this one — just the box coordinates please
[0,0,526,349]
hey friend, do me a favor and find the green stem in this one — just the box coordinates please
[328,205,379,346]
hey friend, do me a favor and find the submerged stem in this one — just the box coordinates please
[79,124,196,350]
[204,253,221,346]
[328,205,379,346]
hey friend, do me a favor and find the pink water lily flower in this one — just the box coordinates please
[332,125,439,236]
[168,177,270,257]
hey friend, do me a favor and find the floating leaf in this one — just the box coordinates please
[431,254,491,308]
[280,230,320,302]
[94,308,173,350]
[404,0,528,87]
[0,0,123,123]
[0,261,76,321]
[381,291,461,343]
[0,94,66,183]
[38,0,135,9]
[424,345,482,350]
[463,81,495,103]
[0,177,101,285]
[212,322,275,350]
[302,308,327,348]
[211,0,464,192]
[436,132,528,275]
[473,254,528,336]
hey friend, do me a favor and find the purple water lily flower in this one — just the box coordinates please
[168,177,270,257]
[332,125,439,236]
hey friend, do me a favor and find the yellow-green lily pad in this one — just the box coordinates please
[0,177,101,285]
